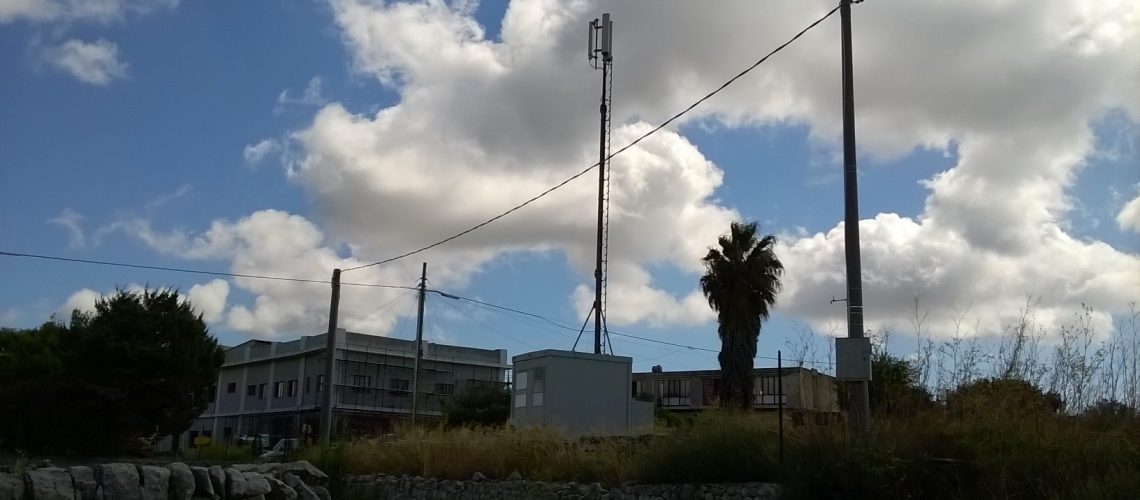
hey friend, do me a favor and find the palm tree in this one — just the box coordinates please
[699,221,784,410]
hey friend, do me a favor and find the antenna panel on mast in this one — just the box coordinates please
[601,13,612,60]
[587,19,596,62]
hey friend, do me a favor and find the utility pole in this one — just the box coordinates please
[778,350,785,464]
[840,0,871,434]
[410,262,427,425]
[589,13,613,355]
[320,268,341,445]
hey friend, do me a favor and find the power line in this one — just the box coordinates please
[435,289,698,348]
[432,290,577,332]
[439,290,710,368]
[0,250,418,290]
[435,294,540,349]
[3,249,833,367]
[430,288,833,367]
[342,4,842,273]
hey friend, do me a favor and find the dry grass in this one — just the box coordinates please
[312,425,640,485]
[305,407,1140,498]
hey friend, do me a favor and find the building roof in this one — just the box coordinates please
[632,366,829,378]
[221,328,509,368]
[512,349,632,364]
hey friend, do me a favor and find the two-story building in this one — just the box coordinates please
[631,366,840,423]
[178,328,509,449]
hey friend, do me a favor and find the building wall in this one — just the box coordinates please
[511,350,638,437]
[631,368,838,413]
[180,330,509,448]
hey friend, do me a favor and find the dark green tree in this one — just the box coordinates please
[0,288,225,455]
[946,378,1062,417]
[0,322,68,451]
[1082,399,1137,430]
[867,350,932,416]
[442,385,511,428]
[699,221,784,409]
[77,289,226,455]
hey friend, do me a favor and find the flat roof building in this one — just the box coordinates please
[632,366,839,419]
[510,350,653,437]
[177,329,509,450]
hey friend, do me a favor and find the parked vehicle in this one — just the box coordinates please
[259,438,300,460]
[236,434,272,452]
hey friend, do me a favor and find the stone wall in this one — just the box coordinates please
[0,460,329,500]
[344,474,785,500]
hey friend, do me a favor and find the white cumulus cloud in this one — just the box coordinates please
[120,0,1139,341]
[1117,192,1140,233]
[60,288,101,315]
[59,281,230,325]
[43,38,128,86]
[243,139,279,167]
[47,207,86,248]
[188,279,229,323]
[1,0,176,24]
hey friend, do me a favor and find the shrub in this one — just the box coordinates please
[442,386,510,429]
[634,411,780,484]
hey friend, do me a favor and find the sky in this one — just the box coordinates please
[1,0,1138,373]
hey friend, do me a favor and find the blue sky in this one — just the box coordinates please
[2,0,1138,374]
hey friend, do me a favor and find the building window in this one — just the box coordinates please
[754,376,784,405]
[353,375,372,393]
[532,368,545,406]
[305,377,311,394]
[207,385,216,403]
[389,379,409,392]
[316,375,325,393]
[258,383,267,399]
[227,382,237,394]
[274,381,285,398]
[288,380,298,397]
[658,379,691,407]
[514,394,527,408]
[434,383,454,395]
[632,380,654,402]
[247,385,257,396]
[515,372,528,391]
[533,367,545,391]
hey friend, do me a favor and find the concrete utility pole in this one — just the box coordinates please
[411,262,427,425]
[320,268,341,445]
[840,0,871,434]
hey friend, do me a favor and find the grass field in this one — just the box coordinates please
[304,406,1140,499]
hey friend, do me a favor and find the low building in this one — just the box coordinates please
[177,329,509,450]
[631,366,840,423]
[510,350,653,437]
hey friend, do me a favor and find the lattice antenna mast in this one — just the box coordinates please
[587,13,613,355]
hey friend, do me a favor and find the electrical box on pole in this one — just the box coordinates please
[835,337,872,381]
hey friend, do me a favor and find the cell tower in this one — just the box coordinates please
[588,14,613,355]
